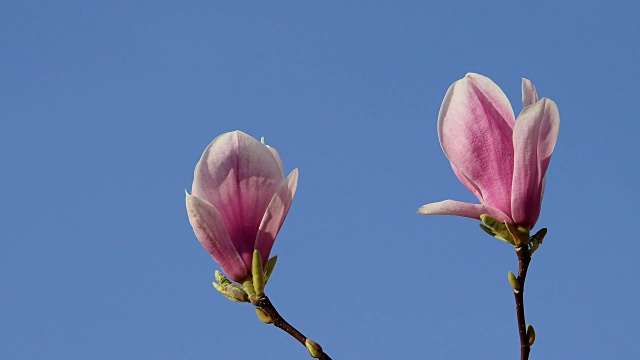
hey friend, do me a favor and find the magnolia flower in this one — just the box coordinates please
[186,131,298,282]
[418,73,560,229]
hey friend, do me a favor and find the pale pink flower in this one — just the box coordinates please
[418,73,560,229]
[186,131,298,282]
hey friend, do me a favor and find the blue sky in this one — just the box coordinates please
[2,1,639,359]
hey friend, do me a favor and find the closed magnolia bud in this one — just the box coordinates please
[186,131,298,283]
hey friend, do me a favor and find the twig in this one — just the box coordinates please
[514,246,532,360]
[252,295,332,360]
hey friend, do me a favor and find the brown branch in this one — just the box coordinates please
[514,246,532,360]
[252,295,332,360]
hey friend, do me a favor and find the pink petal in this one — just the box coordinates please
[267,145,285,178]
[451,163,483,201]
[417,200,511,223]
[254,169,299,268]
[521,78,538,108]
[186,193,247,282]
[511,98,560,228]
[192,131,284,265]
[438,73,516,217]
[260,137,285,178]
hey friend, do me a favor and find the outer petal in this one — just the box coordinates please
[438,73,516,217]
[192,131,284,264]
[267,145,285,178]
[451,163,482,202]
[521,78,538,108]
[260,137,285,178]
[511,98,560,227]
[186,193,247,281]
[254,169,298,268]
[417,200,511,223]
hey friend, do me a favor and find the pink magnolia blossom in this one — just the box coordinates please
[418,73,560,229]
[186,131,298,282]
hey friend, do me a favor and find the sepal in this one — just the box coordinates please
[252,250,266,296]
[480,214,515,244]
[480,214,532,247]
[264,255,278,285]
[212,271,249,302]
[505,223,530,247]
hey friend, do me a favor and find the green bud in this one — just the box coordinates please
[263,255,278,285]
[252,250,265,296]
[508,271,520,291]
[212,282,249,302]
[532,228,547,244]
[215,270,232,287]
[526,324,536,346]
[305,339,323,358]
[255,308,272,324]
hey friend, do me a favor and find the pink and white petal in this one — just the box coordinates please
[266,145,285,178]
[192,131,284,258]
[418,200,511,223]
[254,169,299,269]
[438,73,516,216]
[451,163,483,203]
[186,193,247,282]
[521,78,538,109]
[511,98,560,227]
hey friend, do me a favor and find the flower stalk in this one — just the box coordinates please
[514,245,532,360]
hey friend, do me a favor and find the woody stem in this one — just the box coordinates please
[252,294,332,360]
[514,246,532,360]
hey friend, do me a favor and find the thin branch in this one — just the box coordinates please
[252,295,332,360]
[514,246,532,360]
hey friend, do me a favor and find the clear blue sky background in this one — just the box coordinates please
[2,1,638,359]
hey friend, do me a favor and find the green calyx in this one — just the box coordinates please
[242,277,256,299]
[479,215,530,247]
[212,271,249,303]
